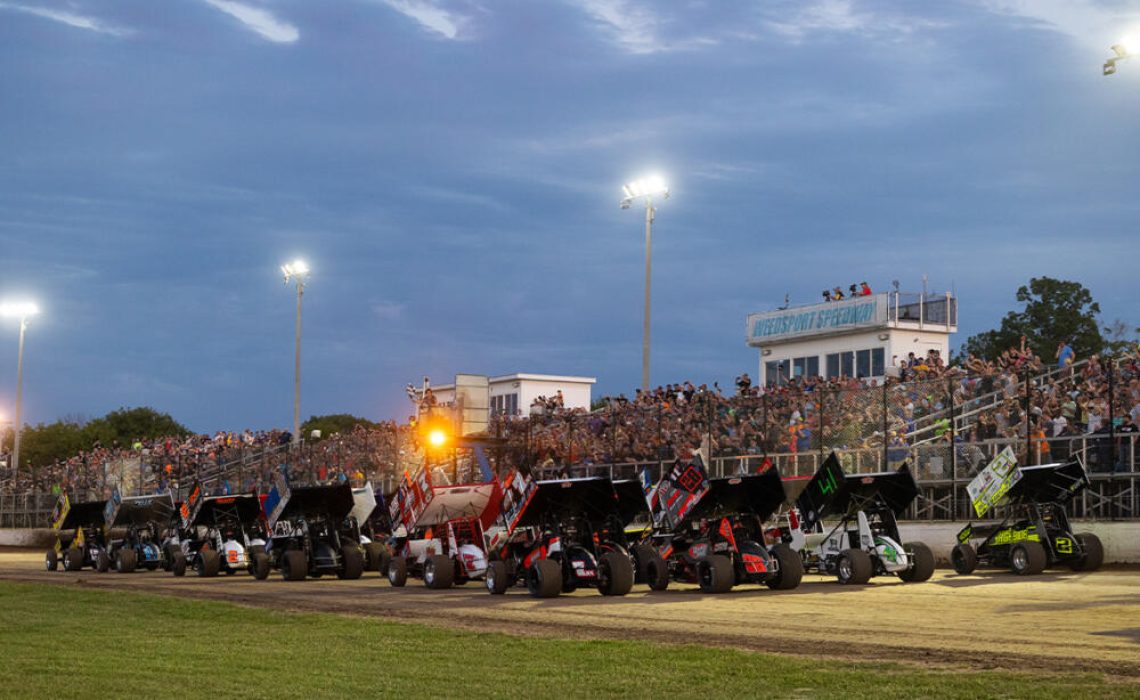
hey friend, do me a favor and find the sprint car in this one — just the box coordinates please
[103,488,177,573]
[782,453,933,585]
[261,475,365,581]
[387,469,501,589]
[645,459,802,593]
[349,482,392,574]
[484,473,635,598]
[951,450,1102,575]
[45,493,109,572]
[172,481,269,578]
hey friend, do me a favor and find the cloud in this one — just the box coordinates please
[0,2,130,36]
[976,0,1133,48]
[574,0,716,54]
[378,0,463,39]
[202,0,299,43]
[766,0,946,41]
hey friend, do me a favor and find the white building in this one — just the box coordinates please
[429,373,596,417]
[745,291,957,386]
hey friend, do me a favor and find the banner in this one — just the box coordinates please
[966,447,1021,518]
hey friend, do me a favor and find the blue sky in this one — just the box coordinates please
[1,0,1138,433]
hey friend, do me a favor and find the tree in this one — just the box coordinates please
[961,277,1105,362]
[1102,318,1139,356]
[300,414,379,441]
[16,420,87,469]
[81,407,190,448]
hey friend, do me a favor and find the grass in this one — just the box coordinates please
[0,581,1136,699]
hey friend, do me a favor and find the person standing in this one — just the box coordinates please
[1055,340,1075,369]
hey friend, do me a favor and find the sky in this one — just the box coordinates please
[1,0,1139,433]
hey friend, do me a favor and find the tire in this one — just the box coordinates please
[424,554,455,589]
[646,553,670,591]
[197,549,221,578]
[836,548,872,585]
[526,559,562,598]
[252,552,270,580]
[65,548,85,572]
[1070,533,1104,572]
[898,542,935,583]
[45,550,58,571]
[698,554,734,594]
[282,549,308,581]
[96,551,110,573]
[116,548,137,574]
[631,544,659,584]
[1010,541,1046,576]
[338,547,365,580]
[597,551,634,596]
[951,543,977,575]
[249,544,266,557]
[387,555,408,587]
[172,553,187,577]
[363,543,388,573]
[162,546,176,571]
[144,561,160,571]
[485,560,509,595]
[765,543,804,590]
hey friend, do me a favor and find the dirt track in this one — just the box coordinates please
[3,549,1138,676]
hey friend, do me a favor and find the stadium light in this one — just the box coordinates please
[0,300,41,474]
[428,428,448,448]
[1104,42,1135,75]
[282,261,309,445]
[620,175,669,392]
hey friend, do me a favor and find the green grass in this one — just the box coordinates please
[0,581,1135,699]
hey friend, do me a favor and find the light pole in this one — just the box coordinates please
[1104,43,1134,75]
[0,301,40,473]
[621,175,669,392]
[281,260,309,445]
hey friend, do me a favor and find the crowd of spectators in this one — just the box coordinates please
[4,339,1139,503]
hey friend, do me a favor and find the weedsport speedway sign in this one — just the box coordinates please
[746,295,887,345]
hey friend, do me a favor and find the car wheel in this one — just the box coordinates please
[338,546,365,580]
[282,550,308,581]
[197,549,221,577]
[597,551,634,596]
[45,550,58,571]
[698,554,734,594]
[485,560,509,595]
[116,548,137,574]
[252,552,270,580]
[765,543,804,590]
[836,548,872,585]
[424,554,455,589]
[950,543,977,575]
[172,553,187,577]
[65,548,85,572]
[1010,541,1046,575]
[1070,533,1104,572]
[527,559,562,598]
[898,542,935,583]
[387,555,407,587]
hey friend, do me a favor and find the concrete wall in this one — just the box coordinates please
[899,521,1140,565]
[0,528,54,548]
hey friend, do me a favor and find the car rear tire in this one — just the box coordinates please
[172,553,187,577]
[116,548,137,574]
[65,548,85,572]
[252,552,270,580]
[598,551,634,596]
[282,549,307,581]
[646,553,670,591]
[96,551,110,573]
[698,554,734,594]
[424,554,455,589]
[1070,533,1104,572]
[363,543,388,573]
[485,560,509,595]
[1010,541,1046,575]
[836,548,872,585]
[387,555,408,587]
[45,550,58,571]
[765,543,804,590]
[898,542,935,583]
[338,546,365,580]
[950,543,977,575]
[197,549,221,577]
[527,559,562,598]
